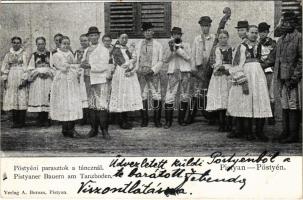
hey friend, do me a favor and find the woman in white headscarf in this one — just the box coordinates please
[109,33,143,129]
[1,36,28,128]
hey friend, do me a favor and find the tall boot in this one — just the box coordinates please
[88,109,98,137]
[244,118,255,141]
[206,111,217,125]
[227,117,242,138]
[153,100,162,128]
[98,110,111,140]
[67,121,74,136]
[46,112,52,127]
[119,112,132,129]
[109,113,118,125]
[280,110,300,143]
[141,100,149,127]
[41,112,50,127]
[164,104,169,129]
[226,116,233,132]
[40,112,46,126]
[185,97,198,124]
[68,121,82,138]
[36,112,43,127]
[178,101,188,126]
[125,112,133,128]
[47,113,52,127]
[80,108,88,125]
[157,100,162,127]
[164,103,173,129]
[273,109,290,142]
[62,122,69,137]
[255,118,269,142]
[218,110,226,132]
[18,110,26,128]
[268,103,276,125]
[11,110,18,128]
[85,108,90,124]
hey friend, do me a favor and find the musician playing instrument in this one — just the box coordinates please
[163,27,192,128]
[187,16,216,124]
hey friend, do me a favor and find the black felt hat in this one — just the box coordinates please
[86,26,101,36]
[171,27,183,34]
[198,16,212,26]
[235,21,249,29]
[258,22,270,32]
[142,22,154,31]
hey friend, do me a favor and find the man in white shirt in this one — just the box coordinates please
[163,27,192,128]
[81,27,111,139]
[136,22,164,128]
[186,16,215,124]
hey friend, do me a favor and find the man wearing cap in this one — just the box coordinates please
[232,21,249,64]
[81,26,112,139]
[135,22,164,128]
[272,12,302,143]
[163,27,192,128]
[186,16,215,124]
[235,21,249,42]
[258,22,276,125]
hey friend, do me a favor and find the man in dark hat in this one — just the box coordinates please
[272,12,302,143]
[186,16,215,124]
[136,22,164,128]
[235,20,249,41]
[275,11,299,36]
[81,26,111,139]
[258,22,276,125]
[162,27,192,128]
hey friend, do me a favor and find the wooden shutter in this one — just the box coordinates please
[139,2,171,38]
[282,0,302,31]
[281,0,302,15]
[105,3,138,38]
[274,0,302,36]
[105,2,171,38]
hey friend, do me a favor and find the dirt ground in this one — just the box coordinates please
[1,113,302,157]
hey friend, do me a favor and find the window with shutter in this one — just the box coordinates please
[105,2,171,39]
[282,0,302,32]
[281,0,302,15]
[274,0,302,36]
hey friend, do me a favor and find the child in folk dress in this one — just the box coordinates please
[206,30,232,132]
[50,36,83,138]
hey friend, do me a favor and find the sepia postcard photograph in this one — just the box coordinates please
[0,0,302,199]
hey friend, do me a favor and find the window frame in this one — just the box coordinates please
[104,2,172,39]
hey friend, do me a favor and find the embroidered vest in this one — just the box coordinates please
[33,51,51,68]
[219,48,232,64]
[242,42,261,63]
[112,46,132,66]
